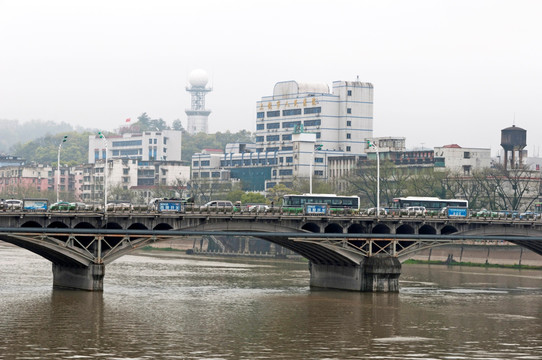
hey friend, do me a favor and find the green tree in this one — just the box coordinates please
[241,192,267,204]
[266,183,293,204]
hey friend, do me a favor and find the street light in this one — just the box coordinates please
[98,132,108,213]
[56,135,68,203]
[368,140,380,217]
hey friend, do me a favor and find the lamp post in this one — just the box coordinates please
[56,135,68,203]
[98,132,108,213]
[368,140,380,217]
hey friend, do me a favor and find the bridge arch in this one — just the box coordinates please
[372,224,391,234]
[154,223,173,231]
[441,225,458,235]
[128,223,148,230]
[324,223,343,233]
[301,222,320,233]
[347,223,365,233]
[22,221,42,228]
[419,225,437,235]
[396,224,415,234]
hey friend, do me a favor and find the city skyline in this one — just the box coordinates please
[1,0,541,156]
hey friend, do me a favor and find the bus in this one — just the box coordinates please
[282,194,360,214]
[390,196,468,215]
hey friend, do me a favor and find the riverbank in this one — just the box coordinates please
[145,241,542,269]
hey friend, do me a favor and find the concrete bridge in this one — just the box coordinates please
[1,208,541,292]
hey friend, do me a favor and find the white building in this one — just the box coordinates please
[79,158,190,203]
[255,80,373,154]
[88,130,182,164]
[434,144,491,174]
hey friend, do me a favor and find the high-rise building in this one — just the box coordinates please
[185,69,212,134]
[255,80,373,154]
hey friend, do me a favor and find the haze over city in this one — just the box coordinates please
[1,0,541,156]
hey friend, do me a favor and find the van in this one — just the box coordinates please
[406,206,426,215]
[200,200,235,210]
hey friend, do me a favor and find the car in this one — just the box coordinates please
[367,207,387,215]
[200,200,236,211]
[519,211,541,220]
[475,209,498,217]
[406,206,427,216]
[50,201,74,211]
[71,202,88,211]
[3,199,23,210]
[248,204,269,213]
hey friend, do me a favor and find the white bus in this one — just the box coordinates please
[391,196,468,214]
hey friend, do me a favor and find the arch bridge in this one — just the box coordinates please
[1,210,541,292]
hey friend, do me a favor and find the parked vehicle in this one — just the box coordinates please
[50,201,74,211]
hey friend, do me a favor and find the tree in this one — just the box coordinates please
[241,192,266,204]
[291,177,336,195]
[266,183,293,204]
[172,119,185,132]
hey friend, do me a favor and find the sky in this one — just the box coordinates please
[1,0,541,156]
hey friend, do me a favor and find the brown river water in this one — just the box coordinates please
[1,242,542,359]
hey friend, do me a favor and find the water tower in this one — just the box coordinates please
[185,69,212,134]
[500,125,527,170]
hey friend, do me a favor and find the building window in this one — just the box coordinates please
[283,108,302,116]
[346,146,351,152]
[282,146,293,151]
[346,133,351,139]
[282,134,292,140]
[283,121,301,128]
[212,172,220,178]
[267,110,280,117]
[463,165,471,175]
[464,152,471,159]
[267,147,279,152]
[286,157,293,163]
[201,160,210,166]
[347,90,352,96]
[304,107,321,114]
[314,170,324,176]
[266,135,280,142]
[256,136,264,142]
[193,161,199,167]
[315,157,323,163]
[303,119,321,127]
[267,122,280,129]
[256,124,264,130]
[347,108,352,114]
[316,132,321,139]
[149,139,153,144]
[279,169,293,176]
[347,120,351,127]
[257,112,265,119]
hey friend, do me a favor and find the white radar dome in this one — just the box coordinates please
[189,69,209,88]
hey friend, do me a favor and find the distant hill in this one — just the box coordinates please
[0,119,74,153]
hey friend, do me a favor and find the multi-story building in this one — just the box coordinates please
[255,80,373,154]
[79,158,190,203]
[88,130,182,164]
[0,165,51,196]
[434,144,491,175]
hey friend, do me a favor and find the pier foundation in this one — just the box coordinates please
[52,263,105,291]
[309,255,401,292]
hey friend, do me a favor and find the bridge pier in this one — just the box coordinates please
[52,263,105,291]
[309,255,401,292]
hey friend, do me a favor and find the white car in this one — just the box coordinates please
[3,199,23,209]
[248,204,269,212]
[406,206,427,215]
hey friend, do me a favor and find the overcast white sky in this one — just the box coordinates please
[1,0,541,156]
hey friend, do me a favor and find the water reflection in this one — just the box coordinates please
[1,244,542,359]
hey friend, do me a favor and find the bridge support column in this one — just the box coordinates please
[52,263,105,291]
[309,255,401,292]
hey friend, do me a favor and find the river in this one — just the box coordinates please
[1,242,542,359]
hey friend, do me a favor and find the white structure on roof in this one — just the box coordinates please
[185,69,212,135]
